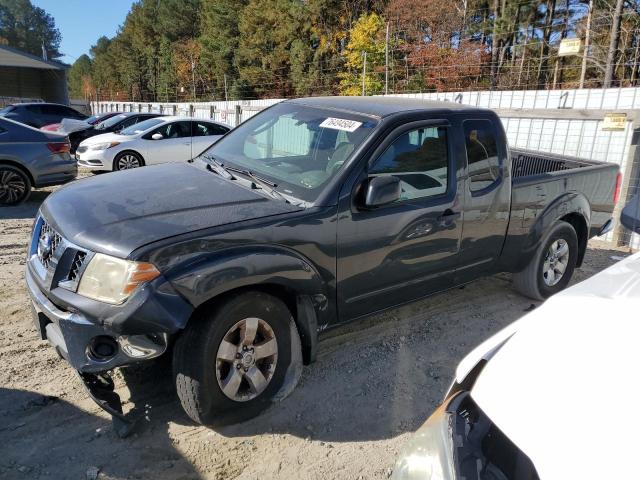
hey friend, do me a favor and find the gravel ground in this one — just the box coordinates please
[0,179,631,480]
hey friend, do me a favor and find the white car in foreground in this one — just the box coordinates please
[76,116,230,171]
[392,249,640,480]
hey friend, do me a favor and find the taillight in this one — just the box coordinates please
[613,172,622,204]
[47,142,70,154]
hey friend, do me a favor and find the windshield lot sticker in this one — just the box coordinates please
[320,117,362,132]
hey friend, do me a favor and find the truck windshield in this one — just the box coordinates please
[201,103,377,202]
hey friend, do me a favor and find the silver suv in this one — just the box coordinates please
[0,117,77,205]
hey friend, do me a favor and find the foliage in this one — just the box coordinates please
[48,0,640,101]
[339,12,387,95]
[0,0,61,59]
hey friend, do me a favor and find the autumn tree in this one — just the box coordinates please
[339,12,387,95]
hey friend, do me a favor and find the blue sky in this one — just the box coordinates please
[32,0,135,65]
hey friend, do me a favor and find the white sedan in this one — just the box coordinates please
[76,116,230,171]
[392,249,640,480]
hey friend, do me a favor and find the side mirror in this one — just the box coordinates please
[151,133,163,140]
[364,175,401,208]
[621,193,640,234]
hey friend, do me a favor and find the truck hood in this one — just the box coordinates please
[468,252,640,480]
[41,163,302,258]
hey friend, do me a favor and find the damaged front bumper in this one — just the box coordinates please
[26,266,192,437]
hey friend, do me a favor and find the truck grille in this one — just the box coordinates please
[37,221,62,268]
[30,216,91,291]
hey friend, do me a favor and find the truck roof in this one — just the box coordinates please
[285,96,489,119]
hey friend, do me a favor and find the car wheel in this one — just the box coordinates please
[0,165,31,206]
[513,221,578,301]
[113,151,144,171]
[173,291,293,426]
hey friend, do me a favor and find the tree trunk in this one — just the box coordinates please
[490,0,502,89]
[579,0,593,88]
[604,0,625,88]
[537,0,556,89]
[555,0,570,88]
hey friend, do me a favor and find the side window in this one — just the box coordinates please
[192,121,229,136]
[153,121,191,139]
[463,120,500,192]
[119,116,139,129]
[369,126,449,202]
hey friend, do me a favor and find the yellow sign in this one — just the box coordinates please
[602,113,627,131]
[558,38,581,56]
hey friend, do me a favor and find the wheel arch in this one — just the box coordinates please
[167,246,331,365]
[503,192,591,273]
[113,149,145,170]
[0,159,35,186]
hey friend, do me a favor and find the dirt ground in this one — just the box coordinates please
[0,180,631,480]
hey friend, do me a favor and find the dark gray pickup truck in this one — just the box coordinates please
[26,97,620,433]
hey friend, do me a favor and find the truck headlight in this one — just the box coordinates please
[89,141,120,151]
[391,403,455,480]
[77,253,160,304]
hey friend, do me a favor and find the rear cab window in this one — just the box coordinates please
[463,119,501,192]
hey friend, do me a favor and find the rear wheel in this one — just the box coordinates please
[513,221,578,301]
[173,291,293,425]
[0,165,31,205]
[113,151,144,171]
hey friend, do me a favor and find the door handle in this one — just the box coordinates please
[437,209,460,228]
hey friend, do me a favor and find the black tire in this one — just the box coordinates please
[173,291,293,426]
[113,151,145,171]
[0,165,31,205]
[513,221,578,301]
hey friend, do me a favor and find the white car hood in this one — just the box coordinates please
[80,132,128,146]
[469,252,640,480]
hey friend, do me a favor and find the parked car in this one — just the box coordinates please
[0,102,87,128]
[391,204,640,480]
[25,97,619,435]
[40,112,121,132]
[0,117,76,205]
[67,112,163,154]
[76,116,230,171]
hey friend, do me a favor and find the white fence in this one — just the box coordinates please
[93,87,640,249]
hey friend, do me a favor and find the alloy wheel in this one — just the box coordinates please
[542,239,570,287]
[0,169,27,205]
[117,154,141,170]
[215,317,278,402]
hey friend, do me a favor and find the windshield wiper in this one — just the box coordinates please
[224,166,289,203]
[201,154,236,180]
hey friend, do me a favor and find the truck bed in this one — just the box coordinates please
[511,148,610,179]
[500,148,620,272]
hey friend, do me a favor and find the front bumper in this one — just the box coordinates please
[26,266,175,372]
[76,148,110,170]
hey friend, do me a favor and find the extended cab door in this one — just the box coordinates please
[456,117,511,282]
[336,120,463,320]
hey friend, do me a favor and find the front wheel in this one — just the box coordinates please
[113,151,144,171]
[0,165,31,205]
[173,291,293,425]
[513,221,578,301]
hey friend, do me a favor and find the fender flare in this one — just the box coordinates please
[167,245,331,363]
[506,192,591,273]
